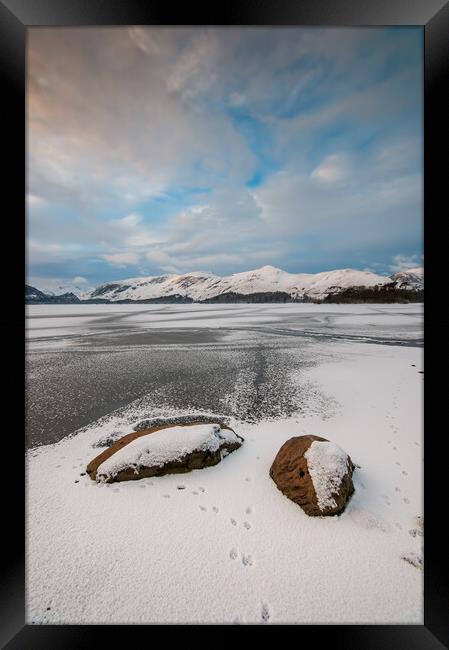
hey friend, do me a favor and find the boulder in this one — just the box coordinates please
[269,435,354,516]
[87,421,243,483]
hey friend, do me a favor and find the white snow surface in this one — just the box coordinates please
[25,302,423,343]
[27,329,423,624]
[86,265,391,302]
[96,424,239,481]
[305,440,351,511]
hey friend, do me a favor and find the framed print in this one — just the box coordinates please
[2,0,448,647]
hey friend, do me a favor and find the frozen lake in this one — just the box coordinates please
[25,303,423,448]
[26,304,424,624]
[26,302,424,624]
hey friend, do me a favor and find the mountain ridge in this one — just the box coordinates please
[86,265,424,302]
[26,265,424,304]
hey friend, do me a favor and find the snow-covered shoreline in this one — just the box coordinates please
[26,335,423,624]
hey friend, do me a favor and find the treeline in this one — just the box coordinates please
[323,283,424,304]
[201,291,298,303]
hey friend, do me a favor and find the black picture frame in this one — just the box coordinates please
[3,0,448,647]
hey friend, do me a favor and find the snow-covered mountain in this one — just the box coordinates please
[87,265,395,303]
[25,285,81,304]
[41,282,94,299]
[390,267,424,291]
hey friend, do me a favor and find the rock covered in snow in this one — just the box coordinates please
[269,435,355,516]
[87,422,243,483]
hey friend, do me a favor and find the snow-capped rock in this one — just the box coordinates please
[87,422,244,483]
[269,434,355,516]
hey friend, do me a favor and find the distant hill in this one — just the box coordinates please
[390,267,424,291]
[25,285,81,304]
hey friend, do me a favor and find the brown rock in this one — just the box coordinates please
[269,435,354,516]
[87,421,243,483]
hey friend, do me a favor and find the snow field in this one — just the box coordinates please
[26,340,423,624]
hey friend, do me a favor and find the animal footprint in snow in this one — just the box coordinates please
[230,518,237,526]
[212,506,219,513]
[261,603,270,623]
[177,485,186,490]
[163,494,171,499]
[199,505,206,511]
[403,497,410,504]
[402,552,423,570]
[402,470,408,476]
[415,515,424,530]
[245,507,253,515]
[241,554,253,567]
[229,548,238,560]
[395,461,401,466]
[243,521,251,530]
[348,508,390,532]
[192,490,199,495]
[199,487,206,493]
[245,477,251,482]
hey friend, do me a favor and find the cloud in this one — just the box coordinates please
[72,276,88,284]
[26,27,423,283]
[253,136,422,244]
[389,254,423,273]
[113,213,143,230]
[27,193,47,206]
[102,252,141,267]
[27,28,257,215]
[128,28,161,55]
[311,154,350,184]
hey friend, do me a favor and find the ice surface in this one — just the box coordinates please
[25,302,423,344]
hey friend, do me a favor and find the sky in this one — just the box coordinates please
[27,27,423,291]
